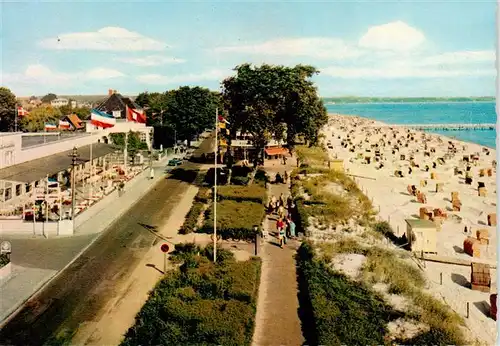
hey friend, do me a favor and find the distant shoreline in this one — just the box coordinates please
[322,98,494,104]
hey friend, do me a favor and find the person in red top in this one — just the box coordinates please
[276,218,286,248]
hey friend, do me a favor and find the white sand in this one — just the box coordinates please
[323,114,497,345]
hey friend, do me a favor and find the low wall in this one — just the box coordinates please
[0,219,64,237]
[0,262,12,280]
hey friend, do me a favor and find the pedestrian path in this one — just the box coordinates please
[252,162,305,346]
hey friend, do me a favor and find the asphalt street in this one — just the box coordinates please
[0,134,214,346]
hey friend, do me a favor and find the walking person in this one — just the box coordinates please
[276,218,286,248]
[278,204,285,220]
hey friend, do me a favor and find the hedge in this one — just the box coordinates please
[194,187,211,204]
[216,185,267,204]
[200,200,264,240]
[122,249,261,346]
[253,169,267,187]
[179,202,205,234]
[231,176,250,186]
[296,241,398,346]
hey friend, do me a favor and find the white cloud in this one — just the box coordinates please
[321,64,495,79]
[417,50,495,66]
[38,27,167,51]
[358,21,426,52]
[215,38,362,60]
[114,55,185,66]
[3,64,125,86]
[85,68,125,79]
[137,69,228,85]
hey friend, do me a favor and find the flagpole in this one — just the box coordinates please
[14,106,17,132]
[89,141,93,201]
[213,107,218,263]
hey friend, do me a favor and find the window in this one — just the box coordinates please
[26,184,32,193]
[5,187,11,201]
[15,184,22,196]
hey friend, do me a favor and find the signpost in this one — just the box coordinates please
[160,243,169,274]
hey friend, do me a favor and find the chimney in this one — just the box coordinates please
[108,89,113,96]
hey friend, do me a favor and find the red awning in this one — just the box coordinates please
[265,147,288,156]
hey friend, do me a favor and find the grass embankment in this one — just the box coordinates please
[291,146,375,234]
[122,244,261,346]
[305,235,467,345]
[293,143,468,345]
[180,183,267,241]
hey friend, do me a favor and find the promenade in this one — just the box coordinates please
[0,150,176,325]
[252,159,305,346]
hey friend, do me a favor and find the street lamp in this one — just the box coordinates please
[69,147,79,231]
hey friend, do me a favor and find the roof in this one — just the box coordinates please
[0,143,118,183]
[405,219,436,229]
[265,147,288,156]
[95,93,142,118]
[65,114,84,129]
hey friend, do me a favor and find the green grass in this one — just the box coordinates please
[122,247,261,346]
[201,200,264,240]
[216,185,267,204]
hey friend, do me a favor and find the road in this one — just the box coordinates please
[0,135,214,346]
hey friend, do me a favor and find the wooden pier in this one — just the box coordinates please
[372,123,496,131]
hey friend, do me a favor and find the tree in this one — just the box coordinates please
[41,93,57,103]
[0,87,17,131]
[127,131,148,164]
[222,64,327,162]
[19,105,62,132]
[72,107,91,120]
[163,87,220,147]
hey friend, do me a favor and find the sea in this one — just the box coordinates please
[325,102,497,149]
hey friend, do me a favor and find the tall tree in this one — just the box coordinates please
[163,86,220,146]
[222,64,327,161]
[0,87,17,131]
[41,93,57,103]
[19,105,62,132]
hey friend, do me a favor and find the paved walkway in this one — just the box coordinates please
[0,149,180,325]
[252,158,305,346]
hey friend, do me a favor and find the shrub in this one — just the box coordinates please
[0,254,10,268]
[200,200,264,241]
[231,176,250,186]
[294,199,310,235]
[194,187,211,204]
[253,169,267,187]
[122,251,261,346]
[231,165,252,178]
[296,242,397,346]
[216,185,267,204]
[179,202,205,234]
[205,168,229,186]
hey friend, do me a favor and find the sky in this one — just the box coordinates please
[1,0,497,97]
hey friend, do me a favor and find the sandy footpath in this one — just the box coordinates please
[324,114,497,345]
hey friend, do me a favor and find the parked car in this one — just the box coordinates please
[167,158,183,166]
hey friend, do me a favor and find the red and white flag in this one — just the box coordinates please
[126,106,146,123]
[218,115,230,124]
[17,106,29,117]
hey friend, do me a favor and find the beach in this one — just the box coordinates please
[324,113,497,345]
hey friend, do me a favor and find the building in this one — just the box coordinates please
[89,89,152,148]
[405,219,437,254]
[60,114,84,131]
[51,98,70,107]
[95,89,143,119]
